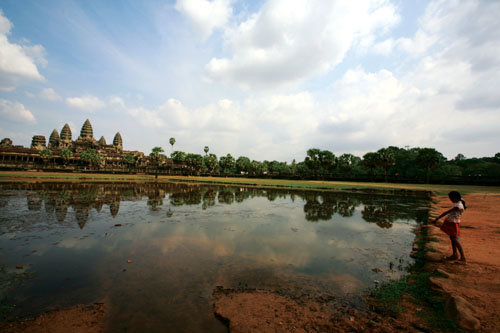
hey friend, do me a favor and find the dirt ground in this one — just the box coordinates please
[0,303,107,333]
[425,193,500,332]
[2,193,499,332]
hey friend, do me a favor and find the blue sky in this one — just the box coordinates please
[1,0,499,161]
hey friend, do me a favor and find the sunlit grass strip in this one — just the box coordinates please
[1,171,500,195]
[162,176,500,195]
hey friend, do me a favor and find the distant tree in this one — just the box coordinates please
[185,153,203,175]
[60,148,73,166]
[494,152,500,160]
[337,153,360,175]
[169,137,176,153]
[318,150,335,176]
[204,146,209,155]
[149,147,166,180]
[219,154,236,174]
[171,150,186,164]
[236,156,251,174]
[376,148,395,182]
[203,153,218,174]
[416,148,444,183]
[248,160,264,176]
[304,148,321,177]
[275,162,291,176]
[454,153,466,161]
[80,149,101,169]
[39,148,52,167]
[362,152,380,175]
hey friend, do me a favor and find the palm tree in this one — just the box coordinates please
[169,137,176,153]
[204,146,209,155]
[150,146,165,181]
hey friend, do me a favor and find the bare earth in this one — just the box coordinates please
[1,193,499,332]
[0,303,107,333]
[425,193,500,332]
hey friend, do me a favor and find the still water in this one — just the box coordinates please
[0,182,430,331]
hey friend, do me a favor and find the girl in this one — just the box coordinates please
[431,191,466,262]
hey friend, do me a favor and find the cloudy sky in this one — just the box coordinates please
[0,0,499,161]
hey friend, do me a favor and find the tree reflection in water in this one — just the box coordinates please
[0,183,431,231]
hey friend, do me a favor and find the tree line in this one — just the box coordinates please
[150,140,500,185]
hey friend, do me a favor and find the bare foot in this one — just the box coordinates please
[445,255,458,261]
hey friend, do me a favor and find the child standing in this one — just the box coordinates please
[431,191,466,262]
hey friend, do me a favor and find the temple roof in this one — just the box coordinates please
[61,123,72,141]
[80,119,93,139]
[98,136,106,145]
[49,129,60,146]
[31,135,46,148]
[113,132,122,146]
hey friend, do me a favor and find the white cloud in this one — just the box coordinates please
[205,0,400,90]
[39,88,61,101]
[66,95,105,112]
[0,99,36,124]
[0,10,45,91]
[175,0,232,40]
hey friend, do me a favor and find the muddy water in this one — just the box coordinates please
[0,182,430,331]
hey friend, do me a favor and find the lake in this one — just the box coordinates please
[0,182,430,331]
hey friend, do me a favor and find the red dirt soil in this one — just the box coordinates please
[0,303,107,333]
[426,193,500,332]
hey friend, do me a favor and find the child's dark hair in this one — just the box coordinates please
[448,191,466,209]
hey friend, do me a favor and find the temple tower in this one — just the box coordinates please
[0,138,12,147]
[113,132,123,151]
[60,123,72,148]
[79,119,94,141]
[61,124,72,141]
[49,129,60,148]
[31,135,46,150]
[98,136,106,146]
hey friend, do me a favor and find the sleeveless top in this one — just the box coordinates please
[445,201,464,224]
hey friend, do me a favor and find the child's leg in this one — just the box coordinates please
[447,236,458,259]
[454,237,466,261]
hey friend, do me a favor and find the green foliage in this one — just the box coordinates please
[185,153,203,174]
[304,148,322,175]
[416,148,445,183]
[169,137,176,148]
[122,154,136,166]
[203,153,218,174]
[337,153,360,174]
[362,152,380,174]
[219,154,236,173]
[204,146,209,154]
[171,150,186,164]
[80,149,101,167]
[39,148,52,161]
[149,147,165,165]
[236,156,251,173]
[60,148,73,163]
[248,160,265,176]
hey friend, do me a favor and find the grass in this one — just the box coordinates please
[371,223,460,331]
[2,171,500,195]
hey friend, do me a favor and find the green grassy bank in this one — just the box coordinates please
[1,171,500,195]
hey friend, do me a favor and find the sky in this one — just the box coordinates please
[0,0,499,162]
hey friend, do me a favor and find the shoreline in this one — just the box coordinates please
[2,171,500,195]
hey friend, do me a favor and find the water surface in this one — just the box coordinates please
[0,182,430,331]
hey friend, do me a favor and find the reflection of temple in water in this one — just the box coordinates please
[0,182,431,230]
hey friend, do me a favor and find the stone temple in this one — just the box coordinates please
[0,119,156,172]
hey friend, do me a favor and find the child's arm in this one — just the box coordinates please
[431,207,456,224]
